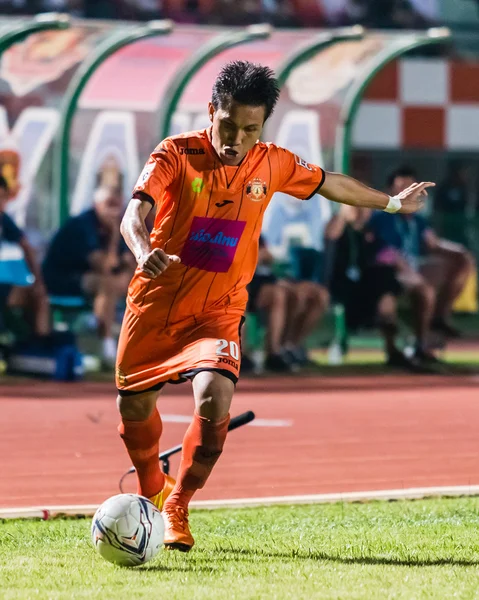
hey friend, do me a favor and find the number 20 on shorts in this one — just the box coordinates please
[215,339,240,360]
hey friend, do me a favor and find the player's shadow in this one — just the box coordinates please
[218,547,479,567]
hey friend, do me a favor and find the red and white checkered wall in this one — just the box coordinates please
[354,60,479,150]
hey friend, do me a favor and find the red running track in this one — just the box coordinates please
[1,374,479,508]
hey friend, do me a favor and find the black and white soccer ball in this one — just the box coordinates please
[91,494,164,566]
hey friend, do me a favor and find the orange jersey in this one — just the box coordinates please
[128,127,325,324]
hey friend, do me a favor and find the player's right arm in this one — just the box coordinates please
[275,147,433,215]
[320,172,434,215]
[120,141,181,279]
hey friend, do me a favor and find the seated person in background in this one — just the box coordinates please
[368,166,475,363]
[325,202,420,371]
[284,246,330,368]
[0,174,51,338]
[434,160,470,246]
[244,236,328,372]
[244,236,294,373]
[261,189,330,366]
[43,185,135,366]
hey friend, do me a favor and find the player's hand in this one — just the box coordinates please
[138,248,181,278]
[397,182,435,214]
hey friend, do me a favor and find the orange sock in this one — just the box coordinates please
[164,412,230,509]
[118,408,164,498]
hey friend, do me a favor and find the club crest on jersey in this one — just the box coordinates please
[246,178,267,202]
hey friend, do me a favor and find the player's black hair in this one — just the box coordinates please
[0,174,8,191]
[211,60,280,121]
[387,166,418,188]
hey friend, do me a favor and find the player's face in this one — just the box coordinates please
[391,175,416,196]
[208,101,266,166]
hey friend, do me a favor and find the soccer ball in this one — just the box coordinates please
[91,494,164,566]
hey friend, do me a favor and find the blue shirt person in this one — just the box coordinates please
[42,186,134,366]
[367,211,430,270]
[0,174,50,336]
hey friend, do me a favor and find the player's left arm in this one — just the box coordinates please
[321,171,435,215]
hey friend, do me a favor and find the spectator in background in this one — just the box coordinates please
[119,0,163,20]
[325,202,422,371]
[208,0,261,25]
[353,0,433,28]
[434,160,470,246]
[281,263,329,369]
[243,236,293,373]
[43,185,135,367]
[244,236,328,372]
[368,166,475,364]
[262,0,300,26]
[0,175,51,338]
[38,0,83,15]
[0,0,28,14]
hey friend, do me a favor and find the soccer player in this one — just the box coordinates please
[117,60,432,552]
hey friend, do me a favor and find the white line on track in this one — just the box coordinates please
[161,415,292,427]
[3,485,479,519]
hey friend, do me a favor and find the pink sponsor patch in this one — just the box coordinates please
[181,217,246,273]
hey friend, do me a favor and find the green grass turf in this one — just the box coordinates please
[2,498,479,599]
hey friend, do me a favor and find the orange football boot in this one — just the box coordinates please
[148,474,176,511]
[163,505,195,552]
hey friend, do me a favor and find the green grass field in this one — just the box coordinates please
[2,498,479,599]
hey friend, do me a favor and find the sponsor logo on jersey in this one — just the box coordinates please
[215,199,234,208]
[246,178,267,201]
[218,357,239,370]
[189,228,240,247]
[181,217,246,273]
[180,147,206,155]
[295,155,313,171]
[191,177,204,193]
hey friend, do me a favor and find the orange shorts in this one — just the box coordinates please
[116,306,244,394]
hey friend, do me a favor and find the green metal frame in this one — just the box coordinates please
[335,27,451,175]
[276,26,364,87]
[0,13,70,55]
[54,20,173,224]
[158,24,272,140]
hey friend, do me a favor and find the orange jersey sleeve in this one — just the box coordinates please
[275,147,325,200]
[132,139,180,204]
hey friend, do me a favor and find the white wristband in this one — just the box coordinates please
[384,195,402,214]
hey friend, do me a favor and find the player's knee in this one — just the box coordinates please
[117,391,158,421]
[193,372,234,420]
[195,393,231,421]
